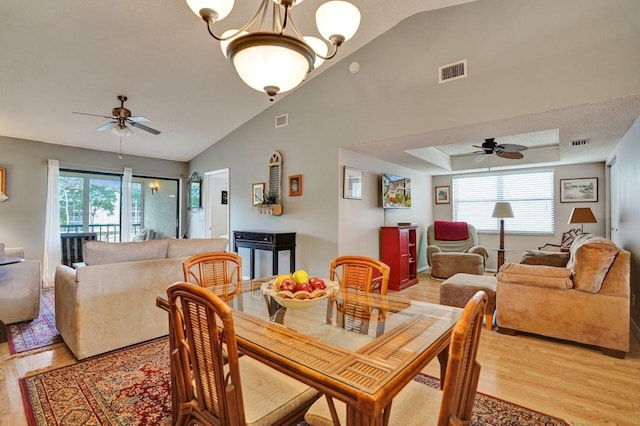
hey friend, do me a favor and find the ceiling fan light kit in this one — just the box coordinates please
[185,0,361,100]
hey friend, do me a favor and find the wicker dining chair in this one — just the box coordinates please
[183,252,243,302]
[327,256,391,336]
[305,291,488,426]
[167,282,320,426]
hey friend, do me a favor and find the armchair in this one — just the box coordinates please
[497,235,630,358]
[427,221,488,279]
[0,247,42,325]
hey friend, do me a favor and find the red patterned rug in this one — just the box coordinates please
[21,337,569,425]
[7,288,62,354]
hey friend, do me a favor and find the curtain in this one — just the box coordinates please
[121,167,133,242]
[43,159,61,287]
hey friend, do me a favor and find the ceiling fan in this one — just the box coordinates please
[73,95,161,136]
[473,138,527,161]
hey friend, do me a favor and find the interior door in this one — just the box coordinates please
[204,169,230,247]
[610,160,620,244]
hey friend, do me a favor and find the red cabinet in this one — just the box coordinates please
[380,226,419,291]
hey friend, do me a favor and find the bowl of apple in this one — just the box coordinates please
[261,270,340,310]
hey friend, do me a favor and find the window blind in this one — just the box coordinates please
[452,170,554,234]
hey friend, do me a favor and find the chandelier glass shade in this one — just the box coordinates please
[185,0,360,100]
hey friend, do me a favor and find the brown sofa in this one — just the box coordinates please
[496,235,630,358]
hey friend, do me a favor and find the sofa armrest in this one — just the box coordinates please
[497,263,573,290]
[426,245,442,266]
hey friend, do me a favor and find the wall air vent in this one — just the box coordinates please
[569,139,590,147]
[275,114,288,128]
[439,59,467,83]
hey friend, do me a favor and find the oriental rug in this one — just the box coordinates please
[7,288,62,354]
[21,337,569,426]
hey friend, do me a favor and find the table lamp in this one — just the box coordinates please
[492,202,514,270]
[568,207,597,233]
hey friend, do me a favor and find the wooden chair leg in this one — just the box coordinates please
[484,313,493,330]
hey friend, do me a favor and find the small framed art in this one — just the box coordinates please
[221,190,228,205]
[435,186,450,204]
[252,182,265,206]
[289,175,302,196]
[560,178,598,202]
[343,166,363,200]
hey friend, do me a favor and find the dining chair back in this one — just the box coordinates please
[330,255,390,294]
[305,290,488,426]
[327,256,390,336]
[183,252,242,300]
[167,282,320,426]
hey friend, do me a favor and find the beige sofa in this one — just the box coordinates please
[496,235,630,358]
[0,247,42,324]
[55,237,227,359]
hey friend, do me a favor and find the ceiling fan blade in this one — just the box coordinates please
[129,120,161,135]
[475,154,490,163]
[497,151,524,160]
[73,111,114,119]
[498,143,528,152]
[96,122,117,132]
[128,116,150,122]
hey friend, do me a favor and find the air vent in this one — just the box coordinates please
[569,139,590,147]
[275,114,288,128]
[439,59,467,83]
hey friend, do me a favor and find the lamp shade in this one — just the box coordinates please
[492,202,514,219]
[186,0,234,20]
[568,207,597,225]
[316,1,361,43]
[228,33,314,98]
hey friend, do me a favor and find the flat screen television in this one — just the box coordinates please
[382,173,411,208]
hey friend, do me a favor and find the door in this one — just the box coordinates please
[204,169,230,248]
[610,160,620,245]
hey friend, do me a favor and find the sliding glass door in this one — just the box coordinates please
[59,170,179,241]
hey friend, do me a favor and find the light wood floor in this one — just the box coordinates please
[2,274,639,425]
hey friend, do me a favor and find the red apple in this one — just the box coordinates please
[295,282,313,293]
[309,278,326,290]
[279,279,297,292]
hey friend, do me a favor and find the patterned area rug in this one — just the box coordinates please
[7,288,62,354]
[21,337,569,426]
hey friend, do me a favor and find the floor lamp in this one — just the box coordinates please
[492,202,514,271]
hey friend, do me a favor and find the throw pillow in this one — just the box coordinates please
[570,240,619,293]
[520,250,570,267]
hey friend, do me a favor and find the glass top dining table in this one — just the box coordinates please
[157,276,462,425]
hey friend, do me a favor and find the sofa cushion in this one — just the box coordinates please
[166,238,228,258]
[520,250,570,267]
[568,236,619,294]
[83,239,169,266]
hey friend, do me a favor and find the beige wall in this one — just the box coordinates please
[0,135,188,262]
[189,0,639,279]
[432,162,606,270]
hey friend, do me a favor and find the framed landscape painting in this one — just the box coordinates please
[435,186,450,204]
[560,177,598,202]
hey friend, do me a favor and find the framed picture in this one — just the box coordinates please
[288,175,302,196]
[252,182,265,206]
[187,172,202,211]
[221,190,228,205]
[435,185,450,204]
[0,167,5,194]
[343,166,363,200]
[560,177,598,202]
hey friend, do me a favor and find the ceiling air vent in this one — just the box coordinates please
[569,139,590,147]
[439,59,467,84]
[275,114,288,128]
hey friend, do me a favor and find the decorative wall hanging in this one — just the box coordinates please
[257,151,283,215]
[560,177,598,202]
[289,175,302,196]
[187,172,202,211]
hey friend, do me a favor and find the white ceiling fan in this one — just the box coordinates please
[73,95,161,136]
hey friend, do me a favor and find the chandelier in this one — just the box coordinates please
[185,0,361,100]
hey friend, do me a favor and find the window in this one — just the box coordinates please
[452,170,554,234]
[59,170,179,241]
